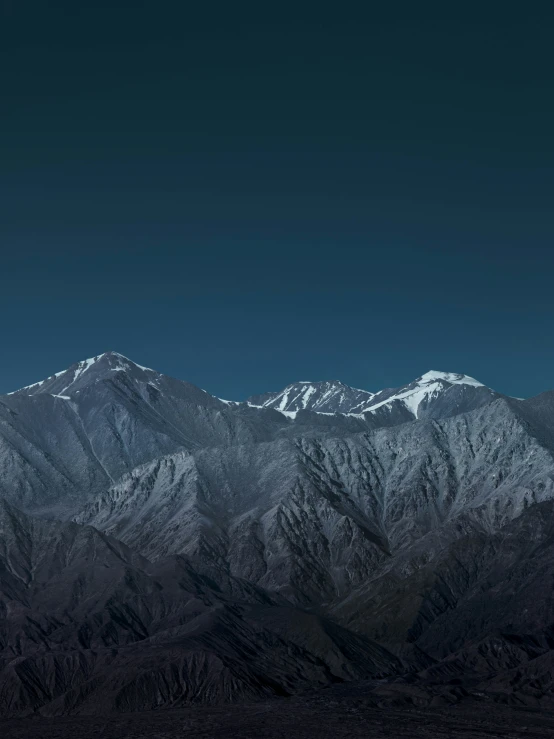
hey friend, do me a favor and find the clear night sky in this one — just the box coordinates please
[1,3,553,400]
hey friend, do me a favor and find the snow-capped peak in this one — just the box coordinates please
[247,380,375,415]
[7,351,156,397]
[418,370,484,388]
[357,370,492,419]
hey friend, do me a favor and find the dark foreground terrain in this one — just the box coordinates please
[2,694,554,739]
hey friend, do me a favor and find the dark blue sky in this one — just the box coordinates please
[1,3,553,399]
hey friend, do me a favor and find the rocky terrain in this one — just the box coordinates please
[0,498,399,717]
[2,351,554,733]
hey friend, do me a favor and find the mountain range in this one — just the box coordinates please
[2,351,554,716]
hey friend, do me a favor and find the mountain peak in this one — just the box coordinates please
[283,379,347,390]
[247,379,375,414]
[7,351,156,397]
[418,370,484,388]
[359,370,495,419]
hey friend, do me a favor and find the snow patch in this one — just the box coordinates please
[277,410,297,419]
[419,370,484,388]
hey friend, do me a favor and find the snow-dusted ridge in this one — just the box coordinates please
[247,380,376,415]
[244,370,497,419]
[357,370,488,419]
[5,352,504,425]
[243,371,491,420]
[418,370,484,388]
[7,352,155,396]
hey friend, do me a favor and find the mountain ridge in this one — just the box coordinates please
[2,351,554,715]
[5,351,509,417]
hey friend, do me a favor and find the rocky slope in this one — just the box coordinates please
[0,354,503,518]
[75,396,554,605]
[0,354,379,516]
[3,352,554,715]
[0,499,400,716]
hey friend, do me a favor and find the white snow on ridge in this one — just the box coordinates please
[358,370,487,418]
[245,402,299,419]
[419,370,484,388]
[55,356,99,395]
[262,384,319,412]
[277,409,298,419]
[277,388,291,411]
[251,373,488,418]
[298,384,316,409]
[5,355,494,423]
[132,360,156,373]
[6,352,155,396]
[260,381,375,414]
[7,365,73,395]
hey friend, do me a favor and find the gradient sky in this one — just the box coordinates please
[1,3,554,399]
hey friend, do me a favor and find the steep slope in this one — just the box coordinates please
[76,398,554,606]
[0,500,400,716]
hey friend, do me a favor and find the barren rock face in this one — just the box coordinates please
[75,396,554,606]
[0,498,400,716]
[3,353,554,716]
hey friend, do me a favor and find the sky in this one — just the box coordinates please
[1,3,554,400]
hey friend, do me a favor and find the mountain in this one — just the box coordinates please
[0,355,498,517]
[5,351,554,716]
[247,371,502,428]
[247,380,375,414]
[75,396,554,605]
[328,497,554,710]
[0,499,400,716]
[361,370,501,420]
[0,352,294,515]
